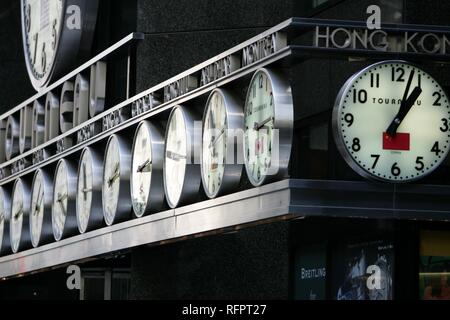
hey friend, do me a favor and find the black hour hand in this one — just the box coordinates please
[386,86,422,137]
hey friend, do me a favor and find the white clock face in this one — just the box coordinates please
[202,91,227,198]
[334,61,450,182]
[22,0,64,81]
[53,160,69,241]
[77,149,93,233]
[164,108,187,207]
[30,170,45,247]
[244,70,275,186]
[103,136,121,225]
[11,180,25,253]
[131,123,153,217]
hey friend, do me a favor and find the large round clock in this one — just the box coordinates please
[30,169,53,247]
[102,135,131,225]
[52,159,78,241]
[21,0,99,90]
[201,89,244,198]
[164,105,201,208]
[10,179,31,253]
[333,60,450,182]
[0,187,11,255]
[77,147,103,233]
[130,121,165,217]
[243,68,294,187]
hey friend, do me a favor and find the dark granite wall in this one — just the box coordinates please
[133,0,299,93]
[130,222,290,299]
[0,1,34,112]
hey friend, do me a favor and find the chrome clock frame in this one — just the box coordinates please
[243,68,294,187]
[201,88,244,199]
[130,121,165,217]
[30,169,54,247]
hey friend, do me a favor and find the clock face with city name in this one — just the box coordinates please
[333,60,450,182]
[21,0,99,90]
[243,68,293,187]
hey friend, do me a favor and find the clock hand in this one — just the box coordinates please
[34,184,43,215]
[137,159,152,172]
[209,128,225,149]
[108,164,120,187]
[166,150,187,161]
[32,33,39,64]
[58,200,67,216]
[386,86,422,137]
[83,163,87,201]
[57,193,68,203]
[386,70,419,137]
[14,205,23,221]
[253,117,274,131]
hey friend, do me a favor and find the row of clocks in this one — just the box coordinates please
[1,60,448,255]
[0,68,294,254]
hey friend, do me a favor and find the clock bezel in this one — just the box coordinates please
[10,178,32,253]
[20,0,99,91]
[130,121,165,218]
[76,147,104,233]
[163,105,202,209]
[201,88,244,199]
[52,159,78,241]
[0,187,11,256]
[102,134,131,226]
[243,68,294,187]
[332,60,450,183]
[30,169,54,248]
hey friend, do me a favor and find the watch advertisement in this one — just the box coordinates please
[332,239,394,300]
[293,243,327,300]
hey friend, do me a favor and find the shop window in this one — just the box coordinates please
[293,243,327,300]
[80,268,130,300]
[312,0,329,8]
[420,231,450,300]
[331,239,394,300]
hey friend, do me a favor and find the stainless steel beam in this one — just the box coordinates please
[1,178,450,279]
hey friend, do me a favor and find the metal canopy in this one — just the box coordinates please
[1,178,450,279]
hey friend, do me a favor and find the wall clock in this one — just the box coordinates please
[77,147,104,233]
[10,179,31,253]
[52,159,78,241]
[30,169,53,247]
[332,60,450,182]
[0,187,11,255]
[21,0,99,90]
[164,105,201,208]
[201,89,244,198]
[102,135,131,225]
[130,121,165,217]
[243,68,294,187]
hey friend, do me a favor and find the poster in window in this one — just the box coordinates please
[332,239,394,300]
[420,231,450,300]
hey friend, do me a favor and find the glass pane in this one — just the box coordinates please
[83,278,105,300]
[111,277,130,300]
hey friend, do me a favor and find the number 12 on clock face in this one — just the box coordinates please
[333,60,450,182]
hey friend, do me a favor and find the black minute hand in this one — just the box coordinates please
[386,86,422,137]
[386,69,422,137]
